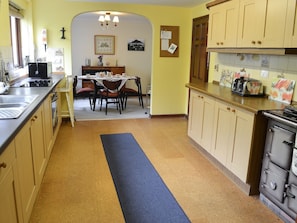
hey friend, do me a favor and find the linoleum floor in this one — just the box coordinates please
[29,117,283,223]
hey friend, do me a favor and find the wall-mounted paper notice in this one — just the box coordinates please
[161,39,169,50]
[161,30,172,39]
[168,43,177,54]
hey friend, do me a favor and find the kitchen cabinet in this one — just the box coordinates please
[285,0,297,47]
[188,90,215,153]
[212,100,254,182]
[31,106,47,188]
[237,0,288,48]
[15,121,38,223]
[208,0,239,48]
[0,142,23,223]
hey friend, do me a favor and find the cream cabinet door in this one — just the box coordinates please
[285,0,297,47]
[238,0,288,47]
[0,142,22,223]
[212,100,254,182]
[212,101,235,165]
[208,0,239,48]
[188,90,204,144]
[31,106,46,188]
[200,95,215,153]
[188,90,215,153]
[15,121,37,223]
[226,108,254,182]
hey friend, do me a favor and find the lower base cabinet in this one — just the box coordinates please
[212,100,254,182]
[0,92,60,223]
[188,89,255,189]
[188,90,215,153]
[0,142,23,223]
[15,121,38,223]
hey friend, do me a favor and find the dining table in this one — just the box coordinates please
[77,74,136,91]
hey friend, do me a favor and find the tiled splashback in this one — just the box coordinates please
[212,53,297,102]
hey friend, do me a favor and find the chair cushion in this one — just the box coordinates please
[77,87,93,94]
[122,87,137,93]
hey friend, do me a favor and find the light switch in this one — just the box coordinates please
[261,70,269,78]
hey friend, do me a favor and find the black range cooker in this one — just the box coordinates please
[261,106,297,223]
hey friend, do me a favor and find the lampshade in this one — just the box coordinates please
[98,12,119,29]
[104,13,111,21]
[113,16,119,23]
[98,15,105,22]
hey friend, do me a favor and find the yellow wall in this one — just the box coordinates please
[0,0,11,46]
[1,0,210,115]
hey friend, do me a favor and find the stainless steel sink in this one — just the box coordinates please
[0,95,39,119]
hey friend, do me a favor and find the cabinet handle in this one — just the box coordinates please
[220,42,223,45]
[251,41,256,44]
[257,41,262,45]
[231,109,236,113]
[216,42,220,45]
[0,162,7,168]
[227,107,231,111]
[31,115,38,122]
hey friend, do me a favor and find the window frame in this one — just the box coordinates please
[10,15,23,68]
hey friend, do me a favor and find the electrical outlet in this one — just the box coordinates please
[261,70,269,78]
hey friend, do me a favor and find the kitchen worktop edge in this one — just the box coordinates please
[186,82,287,113]
[0,75,64,154]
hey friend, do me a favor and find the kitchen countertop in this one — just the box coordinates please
[186,82,287,113]
[0,75,64,154]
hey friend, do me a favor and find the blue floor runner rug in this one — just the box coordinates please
[100,133,190,223]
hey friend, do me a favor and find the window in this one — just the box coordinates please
[9,2,24,68]
[10,16,23,68]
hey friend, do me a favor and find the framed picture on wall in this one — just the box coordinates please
[94,35,115,55]
[128,39,145,51]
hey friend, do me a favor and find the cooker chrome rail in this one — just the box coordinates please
[263,111,297,128]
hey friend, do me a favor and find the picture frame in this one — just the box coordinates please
[94,35,115,55]
[128,39,145,51]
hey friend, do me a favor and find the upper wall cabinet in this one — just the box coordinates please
[207,0,295,51]
[208,0,239,48]
[285,0,297,47]
[237,0,288,48]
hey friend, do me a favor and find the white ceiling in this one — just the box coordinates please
[68,0,209,8]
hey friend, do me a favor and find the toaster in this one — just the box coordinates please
[231,77,263,96]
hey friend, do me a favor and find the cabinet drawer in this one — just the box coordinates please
[0,143,15,183]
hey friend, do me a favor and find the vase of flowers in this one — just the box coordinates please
[98,55,103,66]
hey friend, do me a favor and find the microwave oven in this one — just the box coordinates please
[28,62,52,79]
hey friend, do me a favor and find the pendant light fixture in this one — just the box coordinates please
[98,12,119,29]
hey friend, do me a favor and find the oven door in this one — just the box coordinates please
[266,125,295,170]
[261,161,288,203]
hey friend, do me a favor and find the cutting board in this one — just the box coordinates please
[269,78,295,104]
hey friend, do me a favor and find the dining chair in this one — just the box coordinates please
[121,76,144,109]
[92,70,111,111]
[98,80,123,115]
[73,75,94,110]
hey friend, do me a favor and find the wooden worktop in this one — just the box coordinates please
[186,82,287,114]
